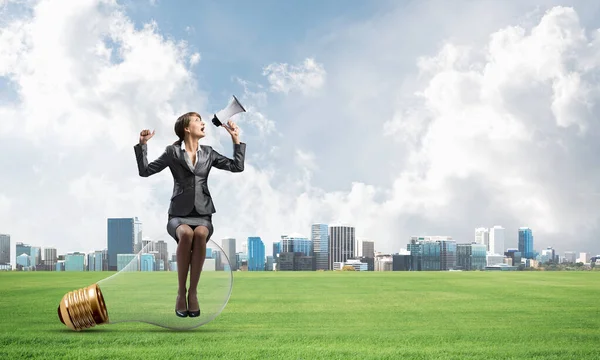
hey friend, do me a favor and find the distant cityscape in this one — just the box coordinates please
[0,219,598,272]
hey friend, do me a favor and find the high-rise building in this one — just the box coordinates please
[578,252,590,264]
[518,227,534,259]
[272,241,281,263]
[44,247,57,269]
[154,240,169,271]
[222,238,237,270]
[311,224,329,270]
[87,252,95,271]
[374,255,393,271]
[457,243,487,270]
[141,238,153,252]
[277,234,313,271]
[16,242,31,257]
[87,250,103,271]
[392,253,411,271]
[361,240,375,259]
[407,239,422,271]
[266,255,274,271]
[505,249,522,267]
[30,246,41,267]
[247,237,265,271]
[475,228,490,252]
[0,234,10,265]
[421,240,441,270]
[16,253,30,268]
[407,236,455,271]
[489,226,505,255]
[564,251,577,263]
[131,217,143,253]
[439,240,457,270]
[65,252,85,271]
[281,234,312,256]
[107,218,136,271]
[328,226,355,269]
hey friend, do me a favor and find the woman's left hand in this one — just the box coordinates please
[225,120,240,143]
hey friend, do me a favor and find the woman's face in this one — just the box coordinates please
[186,116,206,138]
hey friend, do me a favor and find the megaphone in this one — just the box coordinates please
[212,95,246,131]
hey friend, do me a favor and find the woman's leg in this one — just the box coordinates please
[188,226,209,313]
[175,224,194,313]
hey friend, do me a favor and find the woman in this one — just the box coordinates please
[133,111,245,318]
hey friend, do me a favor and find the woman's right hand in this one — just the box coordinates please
[139,129,155,144]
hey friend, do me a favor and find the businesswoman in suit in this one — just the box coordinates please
[134,112,245,318]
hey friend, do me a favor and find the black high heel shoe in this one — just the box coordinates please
[187,294,201,318]
[175,295,188,318]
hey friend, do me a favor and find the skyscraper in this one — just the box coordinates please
[154,240,169,271]
[361,240,374,258]
[408,236,454,271]
[44,247,57,269]
[328,225,355,269]
[222,238,237,270]
[16,242,31,257]
[439,240,457,270]
[272,241,281,261]
[518,227,534,259]
[457,243,487,270]
[133,217,143,253]
[247,237,265,271]
[0,234,10,265]
[311,224,329,270]
[489,226,505,255]
[107,218,136,271]
[30,246,41,267]
[90,250,104,271]
[281,234,312,256]
[475,228,490,252]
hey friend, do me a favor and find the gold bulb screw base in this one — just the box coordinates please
[57,283,109,331]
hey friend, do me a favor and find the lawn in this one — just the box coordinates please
[1,271,599,359]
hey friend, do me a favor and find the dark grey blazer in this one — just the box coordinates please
[133,141,246,216]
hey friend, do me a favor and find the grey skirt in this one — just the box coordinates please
[167,208,214,244]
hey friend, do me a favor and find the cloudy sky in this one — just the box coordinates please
[2,0,600,266]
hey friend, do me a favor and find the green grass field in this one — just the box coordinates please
[1,271,599,359]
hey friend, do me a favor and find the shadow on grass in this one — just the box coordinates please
[48,326,228,334]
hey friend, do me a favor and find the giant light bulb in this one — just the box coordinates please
[57,235,233,331]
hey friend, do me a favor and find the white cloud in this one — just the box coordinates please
[262,57,326,95]
[0,1,203,150]
[189,52,200,66]
[215,4,600,256]
[231,77,277,138]
[385,6,600,236]
[0,0,211,263]
[295,149,317,172]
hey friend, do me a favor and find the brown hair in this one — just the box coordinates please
[173,112,202,145]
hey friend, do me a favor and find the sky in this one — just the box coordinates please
[2,0,600,266]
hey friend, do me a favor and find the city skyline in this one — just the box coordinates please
[3,217,596,268]
[2,216,598,270]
